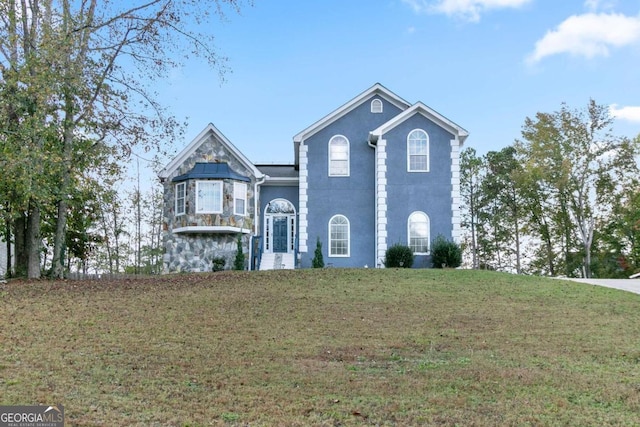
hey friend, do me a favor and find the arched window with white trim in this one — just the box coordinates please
[328,135,349,176]
[408,211,430,254]
[407,129,429,172]
[329,215,350,257]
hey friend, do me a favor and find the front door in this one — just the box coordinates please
[273,216,288,253]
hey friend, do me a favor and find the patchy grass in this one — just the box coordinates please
[2,269,640,426]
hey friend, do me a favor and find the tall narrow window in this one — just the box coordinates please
[408,211,430,254]
[371,99,383,113]
[234,182,247,216]
[329,215,350,257]
[196,181,222,213]
[408,129,429,172]
[175,182,186,216]
[329,135,349,176]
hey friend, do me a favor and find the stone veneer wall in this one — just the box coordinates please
[162,133,257,273]
[163,233,249,272]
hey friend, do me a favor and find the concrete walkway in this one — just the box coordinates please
[562,278,640,295]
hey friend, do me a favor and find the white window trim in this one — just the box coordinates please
[328,135,350,177]
[195,180,223,214]
[234,182,247,216]
[371,99,383,113]
[407,129,430,172]
[408,211,430,255]
[329,214,350,257]
[175,182,186,216]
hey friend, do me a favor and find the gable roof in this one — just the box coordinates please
[293,83,411,144]
[172,162,251,182]
[158,123,264,181]
[368,101,469,145]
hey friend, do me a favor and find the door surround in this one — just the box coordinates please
[264,198,296,254]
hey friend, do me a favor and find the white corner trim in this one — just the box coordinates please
[298,143,309,252]
[450,138,462,243]
[375,139,388,266]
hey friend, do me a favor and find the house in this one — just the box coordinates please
[158,83,468,272]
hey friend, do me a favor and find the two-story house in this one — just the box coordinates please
[158,83,468,272]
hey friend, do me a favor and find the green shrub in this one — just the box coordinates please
[384,243,414,268]
[312,237,324,268]
[212,257,226,272]
[431,235,462,268]
[234,234,245,270]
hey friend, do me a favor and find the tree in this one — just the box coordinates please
[517,100,639,277]
[481,146,525,273]
[460,147,484,269]
[0,0,249,278]
[312,237,324,268]
[234,234,245,270]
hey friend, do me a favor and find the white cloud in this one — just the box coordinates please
[610,104,640,122]
[401,0,532,22]
[584,0,617,12]
[527,13,640,64]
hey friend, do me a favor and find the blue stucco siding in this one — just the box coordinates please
[302,96,403,268]
[383,113,455,268]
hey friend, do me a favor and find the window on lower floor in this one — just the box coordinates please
[408,211,430,254]
[175,182,186,216]
[196,180,223,213]
[329,214,350,257]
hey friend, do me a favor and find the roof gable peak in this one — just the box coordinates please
[293,83,411,144]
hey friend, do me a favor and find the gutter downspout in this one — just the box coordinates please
[250,174,267,271]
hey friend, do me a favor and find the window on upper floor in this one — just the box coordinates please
[371,99,383,113]
[407,129,429,172]
[328,135,350,176]
[196,180,223,214]
[234,182,247,216]
[408,211,430,254]
[175,182,186,216]
[329,214,350,257]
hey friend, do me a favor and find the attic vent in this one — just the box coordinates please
[371,99,383,113]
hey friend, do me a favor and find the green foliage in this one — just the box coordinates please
[234,234,245,270]
[431,236,462,269]
[384,243,414,268]
[312,237,324,268]
[212,257,226,272]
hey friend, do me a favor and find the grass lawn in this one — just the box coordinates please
[2,269,640,426]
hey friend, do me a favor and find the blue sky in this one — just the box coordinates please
[156,0,640,165]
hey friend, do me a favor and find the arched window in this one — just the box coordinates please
[371,99,383,113]
[407,129,429,172]
[328,135,349,176]
[329,215,350,257]
[408,211,430,254]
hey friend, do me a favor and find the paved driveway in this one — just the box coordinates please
[562,278,640,295]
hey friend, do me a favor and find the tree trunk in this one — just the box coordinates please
[51,198,68,278]
[26,204,41,279]
[14,214,28,277]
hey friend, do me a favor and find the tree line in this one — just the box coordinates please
[0,0,246,278]
[460,100,640,278]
